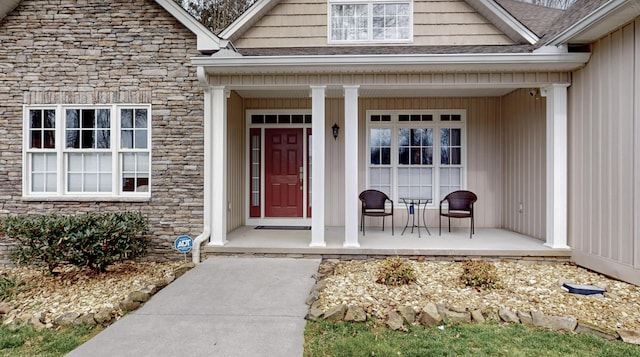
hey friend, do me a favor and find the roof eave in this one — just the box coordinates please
[192,52,591,75]
[545,0,640,46]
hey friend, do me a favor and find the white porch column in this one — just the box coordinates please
[310,86,326,247]
[209,86,229,246]
[542,84,570,249]
[343,85,360,247]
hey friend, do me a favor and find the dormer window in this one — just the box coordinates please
[329,0,412,43]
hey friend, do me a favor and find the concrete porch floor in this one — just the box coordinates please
[205,226,571,259]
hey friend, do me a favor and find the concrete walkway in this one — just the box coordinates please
[67,256,320,357]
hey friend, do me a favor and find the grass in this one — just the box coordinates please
[0,323,101,357]
[304,320,640,357]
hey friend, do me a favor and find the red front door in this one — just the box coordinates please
[265,129,303,217]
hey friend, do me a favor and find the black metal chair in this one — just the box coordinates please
[359,189,394,236]
[439,190,477,239]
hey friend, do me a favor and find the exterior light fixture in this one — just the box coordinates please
[332,123,340,140]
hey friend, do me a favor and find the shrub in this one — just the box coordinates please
[376,257,416,286]
[0,214,74,273]
[66,211,150,273]
[460,260,501,290]
[0,273,24,301]
[0,211,150,273]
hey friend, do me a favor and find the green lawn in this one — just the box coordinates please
[0,324,101,357]
[304,320,640,357]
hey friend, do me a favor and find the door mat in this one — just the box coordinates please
[255,226,311,230]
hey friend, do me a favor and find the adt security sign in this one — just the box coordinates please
[174,235,193,254]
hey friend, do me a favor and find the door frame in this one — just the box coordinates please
[245,110,312,226]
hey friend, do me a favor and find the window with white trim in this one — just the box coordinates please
[24,105,151,197]
[367,111,465,204]
[329,0,412,42]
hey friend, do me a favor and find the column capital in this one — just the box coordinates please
[540,83,570,97]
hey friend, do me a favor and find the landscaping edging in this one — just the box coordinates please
[0,262,195,329]
[305,259,640,346]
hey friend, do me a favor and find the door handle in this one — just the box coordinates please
[299,167,304,190]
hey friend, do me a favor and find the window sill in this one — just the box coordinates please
[22,196,152,203]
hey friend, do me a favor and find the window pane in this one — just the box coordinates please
[68,153,83,170]
[66,109,80,128]
[121,130,133,148]
[30,131,42,149]
[81,110,95,128]
[123,153,135,171]
[96,130,110,149]
[135,109,147,128]
[381,147,391,165]
[99,153,112,171]
[66,130,80,148]
[81,130,94,148]
[99,173,111,192]
[68,173,82,191]
[440,168,461,199]
[451,128,461,146]
[83,154,98,171]
[97,109,110,128]
[84,174,98,192]
[398,147,409,164]
[121,109,133,128]
[137,153,149,171]
[30,110,42,128]
[44,130,55,149]
[134,130,147,148]
[32,173,45,192]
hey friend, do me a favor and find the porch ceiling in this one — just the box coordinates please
[233,85,520,98]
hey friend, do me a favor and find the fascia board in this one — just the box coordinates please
[191,52,591,74]
[219,0,280,42]
[155,0,220,52]
[545,0,638,46]
[468,0,539,45]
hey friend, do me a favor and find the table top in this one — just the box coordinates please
[400,197,432,203]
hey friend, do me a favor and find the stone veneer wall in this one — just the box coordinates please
[0,0,205,262]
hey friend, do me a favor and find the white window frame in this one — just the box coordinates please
[365,110,467,208]
[327,0,413,44]
[22,104,152,200]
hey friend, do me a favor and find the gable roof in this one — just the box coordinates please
[221,0,540,45]
[1,0,222,53]
[543,0,640,46]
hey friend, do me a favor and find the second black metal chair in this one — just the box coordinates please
[439,190,477,239]
[359,189,394,236]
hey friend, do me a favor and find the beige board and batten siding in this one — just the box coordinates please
[227,92,245,232]
[242,97,503,228]
[233,0,513,48]
[568,19,640,285]
[501,89,547,241]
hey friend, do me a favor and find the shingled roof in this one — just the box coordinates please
[539,0,611,45]
[495,0,565,37]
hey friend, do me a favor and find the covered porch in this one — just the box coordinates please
[191,51,591,260]
[205,226,571,260]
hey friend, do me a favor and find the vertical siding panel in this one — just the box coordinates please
[500,89,546,240]
[570,20,640,285]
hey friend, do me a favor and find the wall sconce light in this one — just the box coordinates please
[332,123,340,140]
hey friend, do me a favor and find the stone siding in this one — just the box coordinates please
[0,0,205,262]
